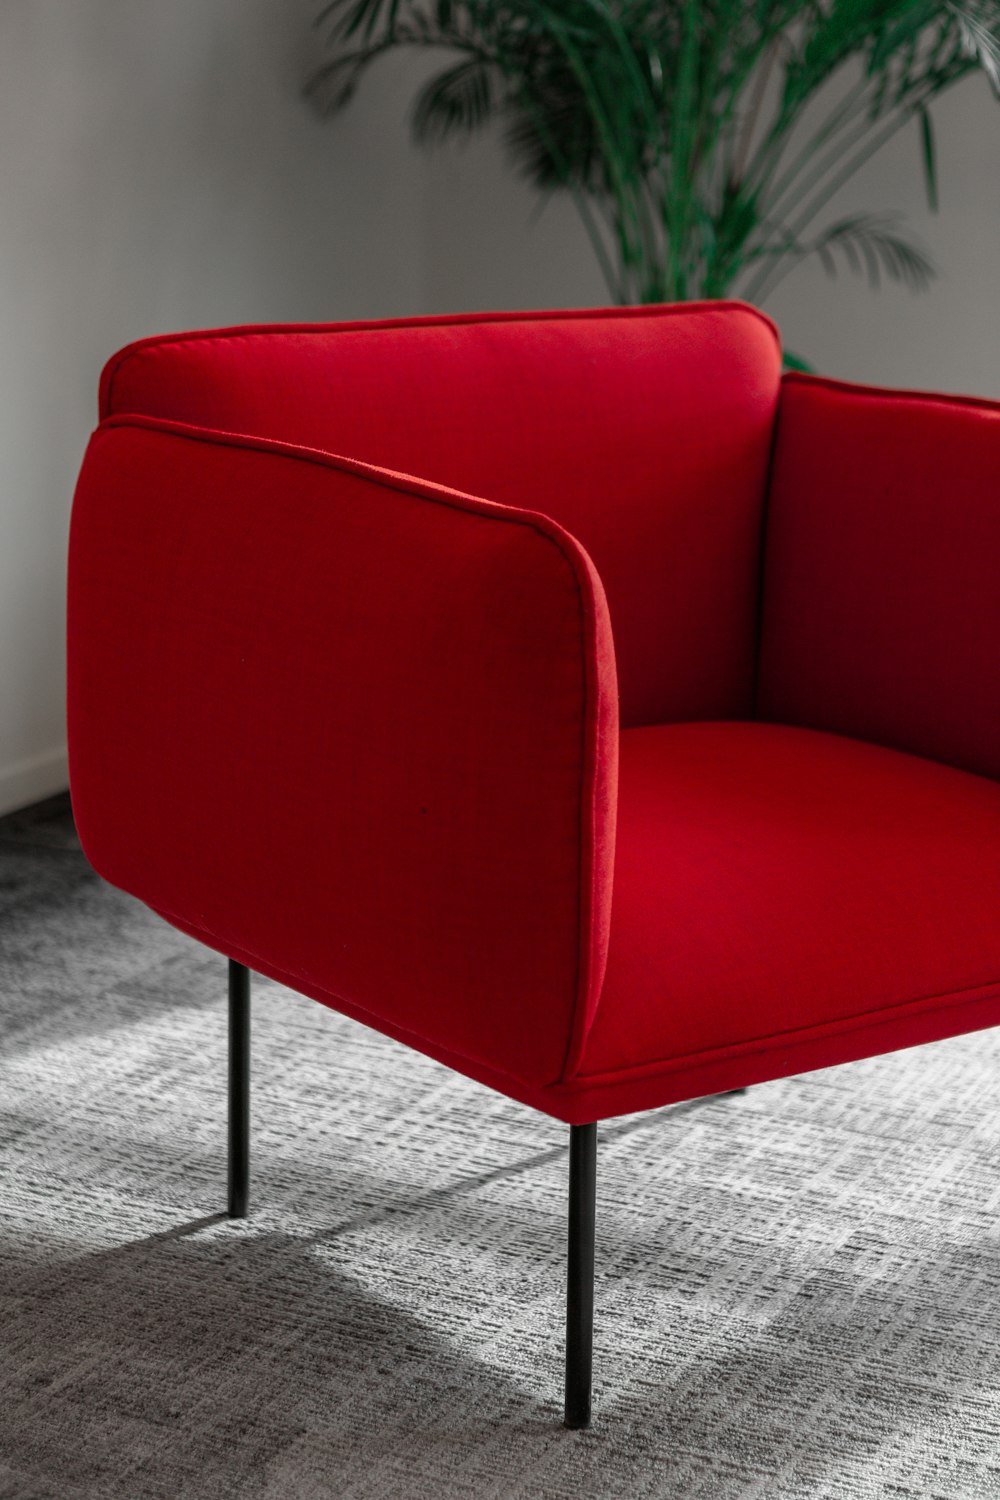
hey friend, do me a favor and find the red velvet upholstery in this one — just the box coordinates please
[99,304,782,728]
[69,417,617,1090]
[562,721,1000,1122]
[67,305,1000,1127]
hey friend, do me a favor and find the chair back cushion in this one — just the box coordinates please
[101,303,782,727]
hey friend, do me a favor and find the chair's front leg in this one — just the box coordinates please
[228,959,251,1218]
[564,1122,597,1429]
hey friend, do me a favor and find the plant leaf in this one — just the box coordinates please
[308,0,1000,311]
[809,211,936,291]
[782,349,815,373]
[412,59,496,143]
[919,104,939,211]
[947,1,1000,95]
[315,0,401,45]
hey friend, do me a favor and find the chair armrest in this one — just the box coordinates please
[757,372,1000,781]
[68,417,618,1089]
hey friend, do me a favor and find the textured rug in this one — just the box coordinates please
[2,796,1000,1500]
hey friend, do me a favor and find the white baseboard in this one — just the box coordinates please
[0,746,69,817]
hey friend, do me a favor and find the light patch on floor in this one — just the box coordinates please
[1,796,999,1499]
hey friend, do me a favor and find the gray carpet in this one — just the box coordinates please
[2,797,1000,1499]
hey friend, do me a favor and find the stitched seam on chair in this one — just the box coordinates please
[100,301,781,418]
[568,975,1000,1089]
[92,415,605,1091]
[783,370,1000,417]
[94,415,583,542]
[554,537,599,1088]
[751,373,787,719]
[143,898,1000,1112]
[146,899,538,1091]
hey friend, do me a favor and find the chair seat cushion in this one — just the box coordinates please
[563,722,1000,1117]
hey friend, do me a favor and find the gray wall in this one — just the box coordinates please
[0,1,427,813]
[2,5,998,812]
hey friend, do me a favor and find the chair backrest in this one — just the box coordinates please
[101,303,782,728]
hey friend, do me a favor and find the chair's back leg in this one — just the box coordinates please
[228,959,251,1218]
[564,1121,597,1429]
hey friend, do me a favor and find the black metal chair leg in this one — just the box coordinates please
[228,959,250,1218]
[564,1121,597,1429]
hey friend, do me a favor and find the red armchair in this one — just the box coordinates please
[67,303,1000,1428]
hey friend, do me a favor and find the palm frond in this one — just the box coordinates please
[412,59,496,143]
[315,0,403,44]
[948,0,1000,92]
[809,211,936,290]
[305,46,388,111]
[309,0,1000,309]
[919,102,939,209]
[503,98,600,189]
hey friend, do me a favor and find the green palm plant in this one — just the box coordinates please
[308,1,1000,312]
